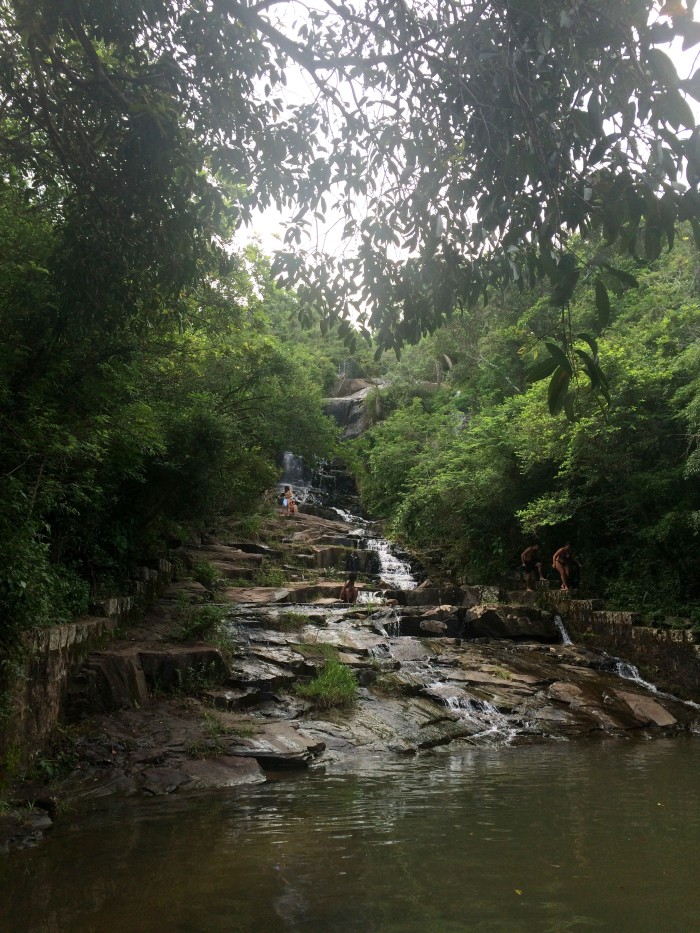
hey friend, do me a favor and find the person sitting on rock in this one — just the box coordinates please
[340,573,358,604]
[521,544,546,592]
[552,544,580,591]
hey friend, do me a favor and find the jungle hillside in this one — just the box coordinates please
[1,0,700,654]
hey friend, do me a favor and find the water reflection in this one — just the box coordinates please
[2,739,699,932]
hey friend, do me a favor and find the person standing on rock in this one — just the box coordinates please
[282,485,297,517]
[552,544,580,591]
[340,572,358,604]
[521,544,545,591]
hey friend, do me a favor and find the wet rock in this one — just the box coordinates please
[0,809,53,854]
[223,586,291,604]
[204,687,260,711]
[180,756,266,788]
[227,657,299,693]
[228,722,325,769]
[184,544,264,567]
[385,586,464,607]
[614,691,678,728]
[138,646,228,691]
[160,580,211,602]
[465,605,558,642]
[71,648,149,713]
[139,767,191,796]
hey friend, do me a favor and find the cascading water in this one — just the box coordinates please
[613,659,700,711]
[554,614,573,645]
[440,694,519,745]
[279,452,313,502]
[365,537,417,590]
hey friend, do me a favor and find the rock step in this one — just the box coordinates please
[67,645,229,714]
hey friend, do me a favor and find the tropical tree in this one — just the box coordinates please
[1,0,699,382]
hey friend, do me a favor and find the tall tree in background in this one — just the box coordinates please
[2,2,698,372]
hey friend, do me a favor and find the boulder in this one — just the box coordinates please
[179,756,266,788]
[227,722,326,769]
[139,767,191,796]
[465,605,558,642]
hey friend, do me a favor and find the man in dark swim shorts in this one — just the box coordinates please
[521,544,545,592]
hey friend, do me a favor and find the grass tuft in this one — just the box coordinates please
[295,660,358,710]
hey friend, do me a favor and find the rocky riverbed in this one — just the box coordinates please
[3,506,699,853]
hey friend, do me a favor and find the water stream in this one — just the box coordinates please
[554,614,573,645]
[5,453,698,929]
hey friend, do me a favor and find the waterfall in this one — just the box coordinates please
[613,659,700,711]
[280,452,310,486]
[440,695,518,745]
[366,537,417,590]
[554,614,573,645]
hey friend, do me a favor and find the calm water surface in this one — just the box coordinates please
[2,738,699,933]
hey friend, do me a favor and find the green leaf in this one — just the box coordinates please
[644,224,663,262]
[545,342,573,375]
[662,90,696,130]
[680,20,700,50]
[548,366,571,416]
[575,348,599,388]
[594,280,610,327]
[550,266,580,307]
[527,356,559,383]
[646,48,679,87]
[563,390,577,423]
[576,332,598,358]
[603,264,639,289]
[691,217,700,250]
[681,71,700,102]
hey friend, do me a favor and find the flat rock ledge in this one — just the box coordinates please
[8,509,699,853]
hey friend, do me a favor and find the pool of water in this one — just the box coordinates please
[2,738,699,932]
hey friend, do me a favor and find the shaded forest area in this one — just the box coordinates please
[352,237,700,619]
[2,0,700,654]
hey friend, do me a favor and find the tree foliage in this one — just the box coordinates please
[353,233,700,614]
[1,1,699,380]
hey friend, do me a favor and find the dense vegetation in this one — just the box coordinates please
[352,237,700,619]
[1,0,700,651]
[0,184,337,650]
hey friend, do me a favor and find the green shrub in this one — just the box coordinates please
[190,559,221,591]
[295,660,358,710]
[254,566,287,587]
[268,611,311,632]
[171,603,227,642]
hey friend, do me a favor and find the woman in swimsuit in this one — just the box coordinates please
[552,544,580,591]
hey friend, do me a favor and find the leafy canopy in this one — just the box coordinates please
[2,0,700,381]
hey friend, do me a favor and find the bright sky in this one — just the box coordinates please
[235,9,700,261]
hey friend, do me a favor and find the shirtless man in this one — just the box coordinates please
[552,544,580,591]
[521,544,545,592]
[340,573,358,604]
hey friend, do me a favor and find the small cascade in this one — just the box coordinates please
[441,695,519,745]
[357,589,387,607]
[554,614,573,645]
[279,452,313,502]
[612,659,700,711]
[613,659,654,689]
[366,537,417,591]
[331,506,370,526]
[366,608,403,636]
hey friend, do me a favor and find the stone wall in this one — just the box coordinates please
[0,559,173,780]
[557,598,700,701]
